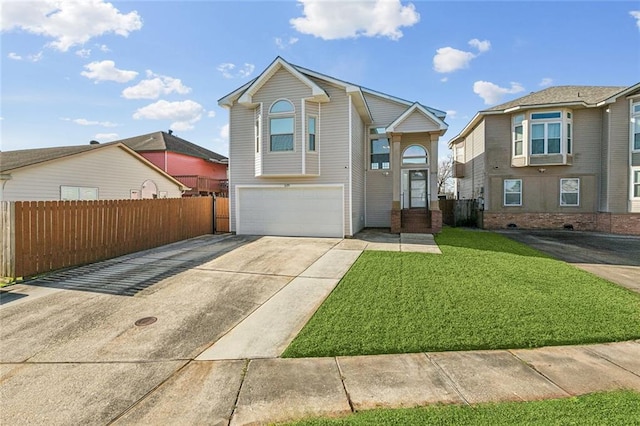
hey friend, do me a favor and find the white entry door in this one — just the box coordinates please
[401,169,428,208]
[237,185,344,237]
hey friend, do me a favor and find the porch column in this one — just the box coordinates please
[430,133,442,233]
[391,132,402,209]
[390,133,402,233]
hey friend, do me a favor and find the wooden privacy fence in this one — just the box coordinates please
[439,199,480,227]
[215,196,229,233]
[1,197,214,279]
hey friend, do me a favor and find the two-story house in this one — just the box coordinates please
[218,57,448,238]
[115,130,229,197]
[449,83,640,235]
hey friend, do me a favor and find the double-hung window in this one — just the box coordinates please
[560,178,580,206]
[633,169,640,198]
[370,127,390,170]
[633,102,640,151]
[269,100,294,152]
[531,112,562,154]
[504,179,522,206]
[308,116,316,151]
[513,114,524,156]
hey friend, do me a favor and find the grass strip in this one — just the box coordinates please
[283,228,640,357]
[284,390,640,425]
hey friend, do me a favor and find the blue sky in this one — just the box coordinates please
[2,0,639,160]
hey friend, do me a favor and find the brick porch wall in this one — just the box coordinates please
[390,209,442,234]
[483,212,640,236]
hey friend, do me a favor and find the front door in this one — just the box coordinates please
[402,169,428,208]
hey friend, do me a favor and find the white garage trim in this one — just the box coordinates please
[236,184,344,238]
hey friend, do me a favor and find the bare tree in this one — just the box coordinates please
[437,155,454,196]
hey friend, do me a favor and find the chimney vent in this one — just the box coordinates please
[89,140,100,145]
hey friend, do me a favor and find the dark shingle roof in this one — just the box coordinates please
[116,131,227,162]
[485,85,627,112]
[0,143,116,173]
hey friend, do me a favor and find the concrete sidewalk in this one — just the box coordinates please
[115,341,639,425]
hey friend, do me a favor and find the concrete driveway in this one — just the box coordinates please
[0,234,355,425]
[497,229,640,293]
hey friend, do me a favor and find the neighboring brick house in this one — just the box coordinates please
[449,83,640,235]
[115,131,229,196]
[219,57,448,238]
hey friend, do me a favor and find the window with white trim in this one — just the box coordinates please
[504,179,522,206]
[633,102,640,151]
[513,114,524,156]
[370,127,389,170]
[560,178,579,206]
[308,116,316,151]
[531,112,562,154]
[61,186,98,201]
[255,109,261,153]
[402,145,428,165]
[633,169,640,198]
[269,100,294,152]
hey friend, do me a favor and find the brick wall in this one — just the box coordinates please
[484,212,640,236]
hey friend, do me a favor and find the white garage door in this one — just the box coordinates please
[237,185,344,237]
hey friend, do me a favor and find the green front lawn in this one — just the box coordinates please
[283,228,640,357]
[284,391,640,426]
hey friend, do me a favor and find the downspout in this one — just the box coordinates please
[301,99,306,175]
[348,96,353,237]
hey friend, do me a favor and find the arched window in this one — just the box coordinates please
[402,145,428,165]
[270,99,294,113]
[269,99,295,151]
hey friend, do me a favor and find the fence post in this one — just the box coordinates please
[1,201,16,280]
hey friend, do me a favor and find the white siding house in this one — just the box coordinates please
[219,57,448,237]
[0,142,187,201]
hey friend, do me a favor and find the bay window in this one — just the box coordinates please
[531,112,562,154]
[513,114,524,156]
[633,102,640,151]
[269,99,294,152]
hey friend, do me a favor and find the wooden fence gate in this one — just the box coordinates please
[439,199,481,227]
[215,196,229,233]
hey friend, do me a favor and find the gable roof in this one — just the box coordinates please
[0,142,188,190]
[386,102,448,135]
[218,56,446,122]
[486,85,627,112]
[448,82,639,147]
[115,131,227,163]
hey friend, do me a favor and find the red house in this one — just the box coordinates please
[116,131,228,196]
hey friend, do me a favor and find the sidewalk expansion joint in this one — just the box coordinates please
[508,350,573,396]
[228,359,251,426]
[583,346,640,379]
[423,352,471,406]
[334,357,355,413]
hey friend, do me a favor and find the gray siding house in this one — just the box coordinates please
[0,142,187,201]
[219,57,448,238]
[449,83,640,235]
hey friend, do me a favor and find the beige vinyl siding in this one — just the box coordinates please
[363,92,408,126]
[607,99,632,212]
[255,104,263,176]
[305,101,320,175]
[394,110,440,133]
[600,106,610,211]
[228,73,352,236]
[458,119,487,202]
[255,68,311,176]
[351,101,365,233]
[229,103,257,232]
[1,146,183,201]
[365,171,392,226]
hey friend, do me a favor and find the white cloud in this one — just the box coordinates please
[95,133,118,141]
[8,52,22,60]
[440,76,448,83]
[539,78,553,87]
[433,38,491,74]
[275,36,299,49]
[290,0,419,40]
[208,111,216,118]
[133,99,204,131]
[81,60,138,83]
[445,110,458,119]
[433,47,475,73]
[99,44,110,52]
[122,70,191,99]
[75,48,91,58]
[217,62,255,79]
[473,81,525,105]
[468,38,490,53]
[630,11,640,29]
[61,117,117,127]
[0,0,142,52]
[8,51,43,62]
